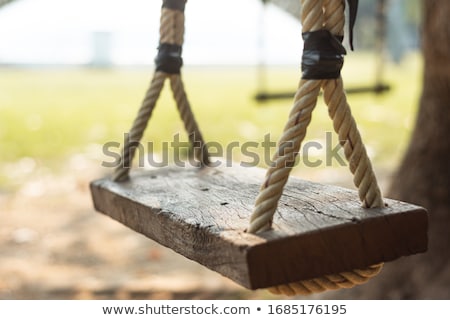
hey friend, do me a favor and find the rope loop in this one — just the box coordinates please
[113,0,209,182]
[302,30,346,79]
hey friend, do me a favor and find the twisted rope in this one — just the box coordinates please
[113,72,166,182]
[323,78,384,207]
[160,8,185,45]
[322,0,384,207]
[113,1,208,182]
[250,0,385,295]
[248,79,321,233]
[170,74,210,165]
[268,263,383,296]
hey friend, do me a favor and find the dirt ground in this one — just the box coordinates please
[0,154,393,300]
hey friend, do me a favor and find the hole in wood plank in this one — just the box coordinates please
[201,188,209,191]
[220,202,229,206]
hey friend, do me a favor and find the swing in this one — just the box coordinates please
[90,0,427,296]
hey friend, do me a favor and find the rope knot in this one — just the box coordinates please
[301,30,346,80]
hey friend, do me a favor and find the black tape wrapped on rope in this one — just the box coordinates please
[301,30,346,80]
[155,43,183,74]
[301,0,359,80]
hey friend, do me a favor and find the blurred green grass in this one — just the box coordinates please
[0,52,422,189]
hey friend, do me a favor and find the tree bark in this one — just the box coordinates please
[323,0,450,299]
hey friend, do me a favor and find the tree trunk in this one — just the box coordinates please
[324,0,450,299]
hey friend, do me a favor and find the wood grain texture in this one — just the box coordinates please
[90,164,428,289]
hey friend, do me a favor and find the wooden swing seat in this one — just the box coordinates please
[90,164,428,290]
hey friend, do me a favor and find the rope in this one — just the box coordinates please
[268,263,383,296]
[250,0,385,295]
[322,0,384,208]
[169,74,210,165]
[113,1,209,182]
[113,72,166,182]
[160,8,185,45]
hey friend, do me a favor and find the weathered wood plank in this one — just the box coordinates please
[90,165,428,289]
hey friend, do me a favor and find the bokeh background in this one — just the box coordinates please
[0,0,428,299]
